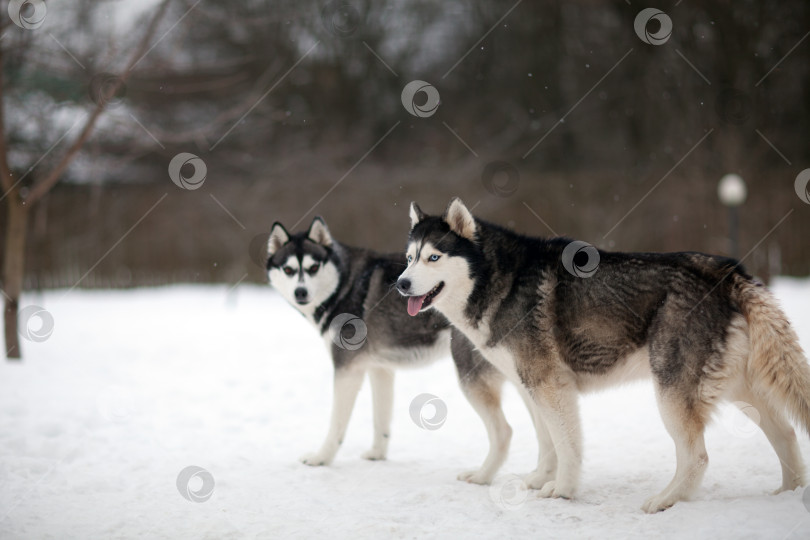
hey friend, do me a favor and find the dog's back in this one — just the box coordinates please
[398,198,810,512]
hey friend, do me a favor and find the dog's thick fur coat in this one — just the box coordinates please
[266,218,514,482]
[398,198,810,512]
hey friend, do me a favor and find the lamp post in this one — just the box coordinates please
[717,174,747,260]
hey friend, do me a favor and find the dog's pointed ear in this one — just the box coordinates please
[307,216,333,247]
[409,202,425,229]
[268,222,290,256]
[443,198,476,240]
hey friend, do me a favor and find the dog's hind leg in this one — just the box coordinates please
[363,366,394,461]
[517,388,558,489]
[642,384,710,513]
[732,388,805,492]
[301,367,365,466]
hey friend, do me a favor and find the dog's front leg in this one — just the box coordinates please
[528,377,582,499]
[301,367,365,466]
[517,388,558,489]
[362,366,394,461]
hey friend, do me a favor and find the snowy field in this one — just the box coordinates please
[2,279,810,539]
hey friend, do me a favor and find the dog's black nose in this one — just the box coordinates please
[294,287,308,301]
[397,278,411,294]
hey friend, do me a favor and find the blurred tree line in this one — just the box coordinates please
[2,0,809,295]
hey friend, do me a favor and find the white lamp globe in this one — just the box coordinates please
[718,174,747,207]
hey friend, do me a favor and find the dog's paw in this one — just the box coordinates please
[641,493,676,513]
[772,480,802,495]
[536,480,573,499]
[300,453,331,467]
[361,448,387,461]
[536,480,557,498]
[457,469,493,485]
[524,470,556,490]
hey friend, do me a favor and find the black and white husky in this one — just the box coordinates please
[397,198,810,512]
[266,217,514,482]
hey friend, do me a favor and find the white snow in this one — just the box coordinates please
[2,279,810,539]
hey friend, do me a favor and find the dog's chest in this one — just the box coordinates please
[459,323,522,385]
[481,344,522,384]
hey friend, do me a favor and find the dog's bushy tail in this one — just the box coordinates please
[733,274,810,434]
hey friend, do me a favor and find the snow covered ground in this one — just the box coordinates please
[2,279,810,539]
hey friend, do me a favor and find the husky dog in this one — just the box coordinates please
[266,217,513,482]
[397,198,810,512]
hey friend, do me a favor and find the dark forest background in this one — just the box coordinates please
[1,0,809,291]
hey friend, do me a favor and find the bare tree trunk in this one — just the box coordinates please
[3,196,28,359]
[0,0,171,360]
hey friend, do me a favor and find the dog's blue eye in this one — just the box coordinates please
[429,254,440,262]
[407,255,413,263]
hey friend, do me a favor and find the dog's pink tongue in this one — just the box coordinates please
[407,295,426,317]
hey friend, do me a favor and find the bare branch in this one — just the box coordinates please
[129,57,287,145]
[25,0,173,206]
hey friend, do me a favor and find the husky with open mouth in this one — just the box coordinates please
[397,198,810,512]
[266,217,513,482]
